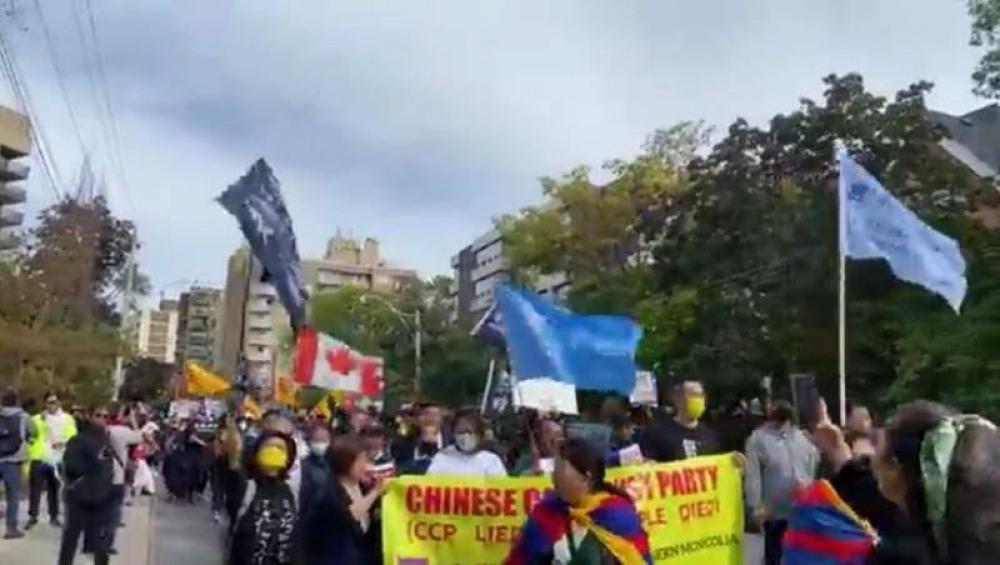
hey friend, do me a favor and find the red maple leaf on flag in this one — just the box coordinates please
[360,358,383,395]
[326,346,355,375]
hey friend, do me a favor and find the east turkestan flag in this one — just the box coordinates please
[838,149,967,311]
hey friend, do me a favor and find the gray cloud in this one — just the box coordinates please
[1,0,983,298]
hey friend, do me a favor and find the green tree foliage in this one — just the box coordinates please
[968,0,1000,97]
[503,74,1000,415]
[308,279,490,409]
[0,195,139,404]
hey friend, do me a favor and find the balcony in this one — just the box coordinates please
[247,315,271,330]
[0,207,23,228]
[250,283,276,298]
[0,161,28,182]
[0,184,25,205]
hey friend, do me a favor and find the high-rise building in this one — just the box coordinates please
[0,106,31,252]
[175,286,222,368]
[215,235,417,393]
[215,246,289,392]
[302,234,418,295]
[136,300,179,364]
[450,227,569,321]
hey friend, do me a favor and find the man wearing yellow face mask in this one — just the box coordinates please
[639,380,722,462]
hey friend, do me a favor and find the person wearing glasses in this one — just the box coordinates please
[58,407,116,565]
[26,392,77,530]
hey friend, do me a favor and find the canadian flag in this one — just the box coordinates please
[294,326,384,396]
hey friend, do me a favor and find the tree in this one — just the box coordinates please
[0,194,140,404]
[308,280,490,409]
[968,0,1000,97]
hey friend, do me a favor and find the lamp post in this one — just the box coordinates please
[360,294,422,396]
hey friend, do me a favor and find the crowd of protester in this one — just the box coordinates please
[0,379,997,564]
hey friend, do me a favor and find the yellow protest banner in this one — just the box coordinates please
[382,453,744,564]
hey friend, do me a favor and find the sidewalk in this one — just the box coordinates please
[0,495,155,565]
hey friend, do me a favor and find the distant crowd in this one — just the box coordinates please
[0,381,998,564]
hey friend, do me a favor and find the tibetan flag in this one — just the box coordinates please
[275,375,298,407]
[185,362,231,397]
[506,491,651,565]
[783,480,877,565]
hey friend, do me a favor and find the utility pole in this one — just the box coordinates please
[414,308,422,396]
[112,235,137,400]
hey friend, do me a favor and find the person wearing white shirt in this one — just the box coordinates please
[427,409,507,478]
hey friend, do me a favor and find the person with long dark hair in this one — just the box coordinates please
[506,437,652,564]
[806,399,1000,564]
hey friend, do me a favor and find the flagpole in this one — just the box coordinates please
[836,145,848,426]
[480,358,496,414]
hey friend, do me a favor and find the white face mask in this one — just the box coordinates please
[309,442,329,456]
[455,433,478,453]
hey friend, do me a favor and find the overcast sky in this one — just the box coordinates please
[0,0,984,300]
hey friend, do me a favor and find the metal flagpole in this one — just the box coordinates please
[837,145,848,426]
[480,359,496,414]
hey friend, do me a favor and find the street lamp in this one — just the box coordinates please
[359,294,422,396]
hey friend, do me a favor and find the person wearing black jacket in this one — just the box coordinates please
[810,399,1000,564]
[58,407,116,565]
[304,435,385,565]
[229,430,299,565]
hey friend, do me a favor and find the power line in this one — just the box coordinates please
[0,27,62,200]
[31,0,87,159]
[83,0,131,210]
[71,0,115,193]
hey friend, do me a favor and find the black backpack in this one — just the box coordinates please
[0,413,23,457]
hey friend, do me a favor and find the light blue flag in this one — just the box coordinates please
[838,149,967,312]
[496,285,643,396]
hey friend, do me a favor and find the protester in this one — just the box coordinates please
[25,392,73,530]
[299,423,332,520]
[744,399,819,565]
[606,414,645,468]
[304,435,385,564]
[506,436,651,564]
[392,401,447,471]
[58,407,115,565]
[427,408,507,477]
[512,417,564,476]
[639,380,721,462]
[229,430,299,565]
[0,388,33,539]
[847,403,875,436]
[105,408,143,553]
[360,424,394,484]
[806,399,1000,564]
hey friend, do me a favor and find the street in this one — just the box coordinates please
[0,491,225,565]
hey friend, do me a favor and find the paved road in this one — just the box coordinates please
[0,494,152,565]
[152,496,226,565]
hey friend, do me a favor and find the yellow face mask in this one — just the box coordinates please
[256,445,288,472]
[685,396,706,420]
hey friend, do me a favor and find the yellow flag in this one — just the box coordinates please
[275,376,298,407]
[311,392,332,421]
[243,397,262,419]
[185,362,231,397]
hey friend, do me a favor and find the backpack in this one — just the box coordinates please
[0,413,23,457]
